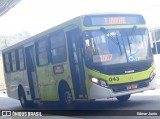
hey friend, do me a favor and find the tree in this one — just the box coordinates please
[0,31,31,52]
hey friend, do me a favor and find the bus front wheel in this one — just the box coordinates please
[116,94,131,102]
[59,85,73,108]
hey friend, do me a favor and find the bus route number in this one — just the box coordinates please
[109,77,119,82]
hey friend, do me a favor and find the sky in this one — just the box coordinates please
[0,0,160,36]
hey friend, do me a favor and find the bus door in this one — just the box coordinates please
[66,28,87,99]
[25,45,40,99]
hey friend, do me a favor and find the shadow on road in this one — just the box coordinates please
[32,95,160,116]
[31,95,159,110]
[1,95,160,116]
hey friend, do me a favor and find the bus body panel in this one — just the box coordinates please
[89,76,157,99]
[84,63,156,99]
[36,62,74,101]
[5,70,32,100]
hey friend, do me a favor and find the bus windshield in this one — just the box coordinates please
[83,28,152,65]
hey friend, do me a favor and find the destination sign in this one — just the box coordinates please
[84,14,145,26]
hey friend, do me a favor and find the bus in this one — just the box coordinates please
[2,13,157,109]
[150,27,160,54]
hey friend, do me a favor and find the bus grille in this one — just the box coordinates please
[104,60,153,75]
[109,79,150,93]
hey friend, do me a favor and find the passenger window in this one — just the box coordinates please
[18,48,25,70]
[37,39,49,66]
[11,52,17,71]
[4,54,11,72]
[50,31,66,63]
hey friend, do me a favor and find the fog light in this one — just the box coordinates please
[100,80,107,86]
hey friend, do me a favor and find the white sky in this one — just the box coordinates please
[0,0,160,35]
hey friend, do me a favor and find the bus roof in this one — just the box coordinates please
[2,13,144,53]
[2,15,82,53]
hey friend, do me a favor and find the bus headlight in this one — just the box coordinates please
[90,77,108,87]
[150,69,156,80]
[91,77,99,83]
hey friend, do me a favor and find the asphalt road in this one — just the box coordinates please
[0,88,160,119]
[1,88,160,110]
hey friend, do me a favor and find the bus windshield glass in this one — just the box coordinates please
[83,28,152,65]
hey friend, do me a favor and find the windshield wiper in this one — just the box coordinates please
[127,25,137,55]
[130,25,137,43]
[100,27,122,56]
[127,34,132,55]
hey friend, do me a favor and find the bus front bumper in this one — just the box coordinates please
[89,77,157,100]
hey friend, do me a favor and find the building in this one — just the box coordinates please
[0,0,21,16]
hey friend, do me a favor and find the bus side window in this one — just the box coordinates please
[11,51,17,72]
[15,50,20,70]
[8,53,13,72]
[50,31,67,64]
[18,48,25,70]
[4,53,11,73]
[37,39,49,66]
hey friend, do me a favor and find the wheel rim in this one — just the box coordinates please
[65,91,72,104]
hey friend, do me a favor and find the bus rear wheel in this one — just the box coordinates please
[116,94,131,102]
[19,89,30,108]
[19,89,37,109]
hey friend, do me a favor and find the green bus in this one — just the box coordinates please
[149,27,160,54]
[2,13,156,108]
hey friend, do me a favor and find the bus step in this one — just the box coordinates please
[33,100,42,104]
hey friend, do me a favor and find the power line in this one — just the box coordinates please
[138,3,160,12]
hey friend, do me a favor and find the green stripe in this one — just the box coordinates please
[82,25,147,31]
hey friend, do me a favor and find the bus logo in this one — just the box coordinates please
[125,70,134,74]
[128,76,133,81]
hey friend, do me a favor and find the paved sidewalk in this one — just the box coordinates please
[0,91,20,110]
[133,88,160,96]
[0,89,7,97]
[0,93,7,97]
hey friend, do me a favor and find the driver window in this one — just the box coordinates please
[85,38,99,61]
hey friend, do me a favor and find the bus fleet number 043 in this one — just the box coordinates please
[109,77,119,82]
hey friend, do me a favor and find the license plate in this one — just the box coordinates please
[126,84,138,90]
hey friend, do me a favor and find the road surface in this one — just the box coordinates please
[0,88,160,119]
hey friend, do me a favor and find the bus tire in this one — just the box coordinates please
[18,88,29,108]
[116,94,131,102]
[59,84,73,109]
[18,88,37,109]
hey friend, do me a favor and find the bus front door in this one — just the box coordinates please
[66,28,87,99]
[25,45,40,100]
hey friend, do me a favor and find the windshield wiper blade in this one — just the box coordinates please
[100,27,118,44]
[126,25,137,55]
[100,27,122,56]
[127,34,132,55]
[130,25,137,42]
